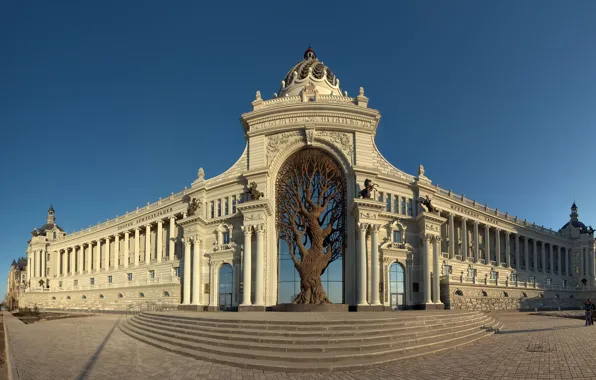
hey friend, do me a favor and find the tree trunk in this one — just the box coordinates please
[293,253,331,304]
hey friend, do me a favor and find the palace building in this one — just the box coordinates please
[18,48,595,312]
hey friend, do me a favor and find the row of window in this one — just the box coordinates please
[51,291,170,300]
[58,270,165,288]
[379,192,414,216]
[210,196,238,219]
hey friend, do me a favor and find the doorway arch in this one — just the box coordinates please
[218,264,234,311]
[389,262,406,310]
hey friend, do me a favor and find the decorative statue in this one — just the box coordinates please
[187,198,201,216]
[245,182,264,201]
[588,226,595,234]
[359,179,378,199]
[31,228,39,237]
[197,167,205,181]
[418,195,437,213]
[418,164,425,177]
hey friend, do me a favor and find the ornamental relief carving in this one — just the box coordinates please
[267,131,302,159]
[267,130,354,164]
[317,131,354,162]
[253,114,374,131]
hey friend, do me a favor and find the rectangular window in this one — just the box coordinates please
[175,267,180,277]
[393,195,399,213]
[407,198,413,216]
[210,201,215,218]
[490,271,498,280]
[510,273,517,282]
[59,281,63,288]
[149,270,155,280]
[217,199,222,217]
[74,279,78,286]
[224,197,229,215]
[385,194,391,212]
[108,275,113,284]
[392,230,402,243]
[378,191,384,202]
[223,232,230,244]
[546,278,551,285]
[127,273,133,281]
[401,197,406,215]
[232,195,237,213]
[90,278,95,285]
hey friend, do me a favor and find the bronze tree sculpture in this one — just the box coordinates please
[276,149,346,304]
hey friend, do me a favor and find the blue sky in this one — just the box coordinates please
[1,1,595,298]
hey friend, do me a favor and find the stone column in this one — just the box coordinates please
[254,225,265,306]
[85,243,92,273]
[423,235,432,305]
[115,234,120,268]
[549,244,554,274]
[590,247,595,287]
[70,247,75,275]
[484,225,490,262]
[192,238,201,305]
[514,234,520,269]
[448,213,455,259]
[104,237,110,270]
[27,256,31,280]
[183,238,191,305]
[557,246,562,275]
[524,237,529,270]
[370,225,381,305]
[541,242,546,273]
[473,221,479,263]
[157,220,163,263]
[124,232,130,269]
[495,228,501,266]
[42,250,46,278]
[532,239,537,272]
[54,250,59,278]
[95,240,101,272]
[461,218,468,261]
[580,248,585,278]
[145,224,151,264]
[240,226,253,306]
[134,228,140,267]
[505,232,511,268]
[62,250,67,277]
[169,216,176,261]
[78,245,83,274]
[357,223,369,306]
[433,237,442,304]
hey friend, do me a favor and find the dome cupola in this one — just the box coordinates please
[277,47,342,98]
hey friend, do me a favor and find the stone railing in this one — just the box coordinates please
[42,275,181,293]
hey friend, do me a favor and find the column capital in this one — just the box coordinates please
[422,233,434,242]
[435,236,443,243]
[241,225,253,234]
[134,227,140,232]
[254,224,265,234]
[157,219,164,225]
[461,216,468,222]
[370,224,381,232]
[357,222,369,232]
[473,220,479,226]
[505,230,511,237]
[183,237,192,246]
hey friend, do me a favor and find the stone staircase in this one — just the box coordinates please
[120,310,502,372]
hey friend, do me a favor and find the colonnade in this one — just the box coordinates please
[445,212,578,278]
[29,216,178,280]
[27,250,47,281]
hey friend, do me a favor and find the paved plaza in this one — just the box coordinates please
[4,311,596,380]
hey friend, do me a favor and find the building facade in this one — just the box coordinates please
[19,48,596,312]
[6,257,27,310]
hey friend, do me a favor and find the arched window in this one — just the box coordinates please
[66,296,71,300]
[139,292,145,298]
[455,289,464,296]
[82,295,87,299]
[503,291,509,297]
[118,293,124,298]
[51,296,56,300]
[389,262,406,309]
[163,291,170,297]
[99,294,104,299]
[53,231,56,240]
[219,264,233,311]
[481,290,488,297]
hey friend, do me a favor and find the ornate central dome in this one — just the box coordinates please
[277,47,342,97]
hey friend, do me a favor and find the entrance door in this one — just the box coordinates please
[389,262,405,310]
[218,264,233,311]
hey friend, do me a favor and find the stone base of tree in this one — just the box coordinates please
[349,305,394,312]
[238,305,267,312]
[269,303,349,312]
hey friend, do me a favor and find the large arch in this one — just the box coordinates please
[275,147,348,304]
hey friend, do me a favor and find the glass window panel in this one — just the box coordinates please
[385,194,391,212]
[326,259,343,282]
[401,197,406,215]
[279,259,297,282]
[327,281,343,304]
[278,282,295,304]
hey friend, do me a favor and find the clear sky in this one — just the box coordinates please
[1,1,595,298]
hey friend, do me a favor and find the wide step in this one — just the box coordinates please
[119,311,502,372]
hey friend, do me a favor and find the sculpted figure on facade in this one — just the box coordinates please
[359,179,377,199]
[187,198,201,216]
[245,182,264,201]
[418,195,437,213]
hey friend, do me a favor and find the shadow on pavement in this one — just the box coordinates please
[75,317,120,380]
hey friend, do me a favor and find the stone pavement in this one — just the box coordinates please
[4,311,596,380]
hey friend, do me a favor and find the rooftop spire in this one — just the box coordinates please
[47,204,56,224]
